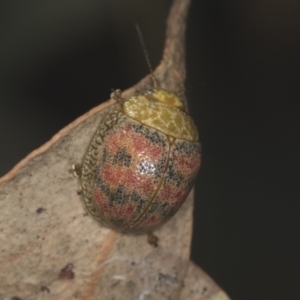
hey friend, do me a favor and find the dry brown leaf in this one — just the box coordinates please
[0,0,231,299]
[179,262,231,300]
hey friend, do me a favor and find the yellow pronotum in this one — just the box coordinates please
[123,89,199,142]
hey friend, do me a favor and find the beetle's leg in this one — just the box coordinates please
[110,89,123,103]
[71,164,81,177]
[147,232,159,247]
[71,164,83,195]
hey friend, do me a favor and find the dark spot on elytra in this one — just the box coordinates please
[112,148,132,167]
[131,190,147,212]
[131,123,166,147]
[148,201,169,216]
[175,140,201,155]
[102,149,109,164]
[100,180,110,196]
[109,185,130,206]
[154,158,166,178]
[94,174,111,197]
[11,297,22,300]
[147,201,159,214]
[166,161,184,186]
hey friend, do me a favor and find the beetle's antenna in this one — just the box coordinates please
[135,23,158,88]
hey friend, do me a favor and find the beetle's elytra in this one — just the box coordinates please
[79,87,201,234]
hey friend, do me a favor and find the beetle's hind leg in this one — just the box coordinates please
[147,232,159,247]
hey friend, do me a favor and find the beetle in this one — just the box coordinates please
[74,28,201,246]
[73,85,201,245]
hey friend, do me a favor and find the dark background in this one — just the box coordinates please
[1,1,299,299]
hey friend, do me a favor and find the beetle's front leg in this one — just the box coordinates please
[110,89,123,103]
[71,164,82,195]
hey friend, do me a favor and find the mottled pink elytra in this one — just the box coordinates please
[73,29,201,245]
[74,87,201,242]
